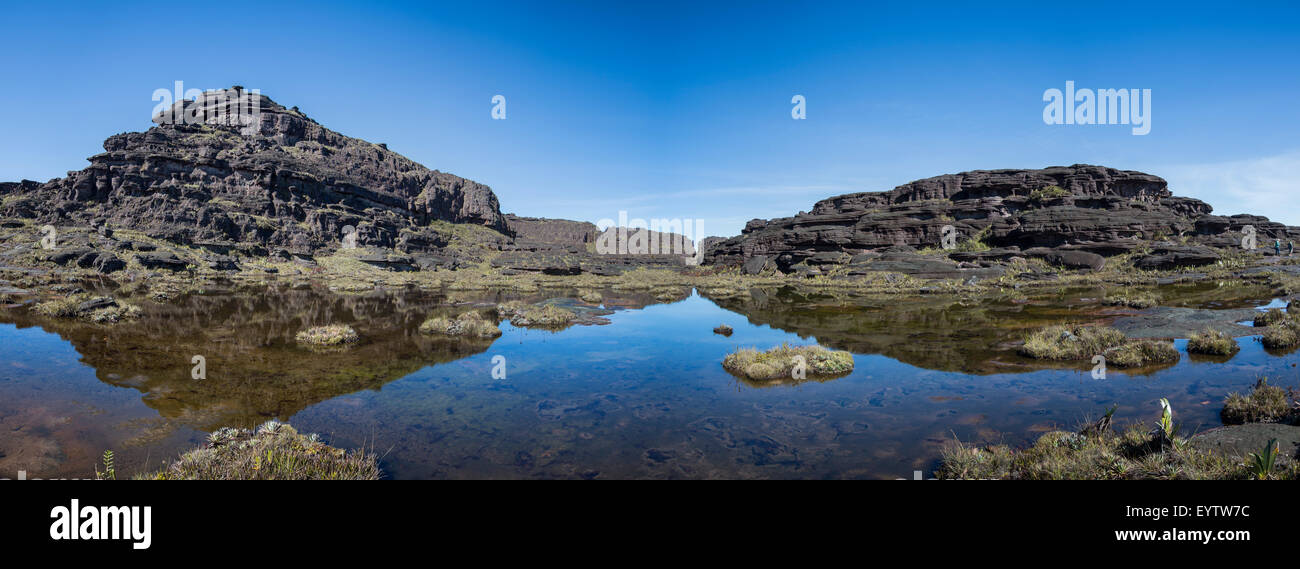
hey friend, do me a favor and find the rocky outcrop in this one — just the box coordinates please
[0,88,510,257]
[705,165,1300,273]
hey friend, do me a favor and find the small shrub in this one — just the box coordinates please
[1028,185,1069,202]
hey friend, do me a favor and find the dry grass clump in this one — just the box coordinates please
[1102,290,1160,309]
[294,324,360,347]
[1254,307,1289,327]
[1187,328,1239,356]
[1261,321,1300,349]
[497,301,576,328]
[1019,325,1125,360]
[1107,339,1180,368]
[579,291,603,304]
[31,294,142,324]
[722,343,854,381]
[31,295,89,318]
[141,421,381,480]
[418,311,502,338]
[1222,378,1297,425]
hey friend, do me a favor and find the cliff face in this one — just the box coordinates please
[0,88,509,256]
[706,165,1299,272]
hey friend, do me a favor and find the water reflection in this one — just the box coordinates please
[0,282,1293,479]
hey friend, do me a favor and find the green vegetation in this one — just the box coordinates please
[1020,325,1176,368]
[1019,325,1125,360]
[1028,185,1069,202]
[31,294,141,323]
[142,422,381,480]
[1246,439,1281,480]
[1103,290,1160,309]
[1221,378,1296,424]
[1254,307,1289,327]
[496,301,576,328]
[722,343,854,380]
[294,324,360,347]
[1187,328,1239,356]
[1107,339,1179,368]
[938,399,1297,480]
[418,311,501,338]
[1262,322,1300,349]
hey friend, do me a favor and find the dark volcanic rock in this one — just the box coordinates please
[1023,248,1105,271]
[0,88,510,257]
[705,164,1300,274]
[136,251,187,271]
[1132,245,1220,270]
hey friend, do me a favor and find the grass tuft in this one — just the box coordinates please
[721,342,854,381]
[142,421,381,480]
[418,311,502,338]
[1019,325,1125,360]
[294,324,360,347]
[1222,378,1297,425]
[1187,328,1239,356]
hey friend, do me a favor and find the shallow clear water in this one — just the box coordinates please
[1,285,1296,479]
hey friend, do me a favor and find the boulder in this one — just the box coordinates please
[1133,245,1220,270]
[136,252,188,271]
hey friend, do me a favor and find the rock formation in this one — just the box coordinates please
[0,88,509,257]
[705,165,1300,274]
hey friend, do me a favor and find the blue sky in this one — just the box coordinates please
[1,0,1297,237]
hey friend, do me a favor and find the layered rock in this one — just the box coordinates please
[0,88,510,256]
[705,165,1300,272]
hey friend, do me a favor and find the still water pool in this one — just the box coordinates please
[0,284,1294,479]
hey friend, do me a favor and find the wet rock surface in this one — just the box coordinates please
[1190,423,1300,465]
[1110,306,1260,339]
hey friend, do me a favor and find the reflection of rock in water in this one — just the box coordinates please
[0,287,500,433]
[0,284,669,440]
[701,282,1279,376]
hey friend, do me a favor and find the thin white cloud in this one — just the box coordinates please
[1161,150,1300,225]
